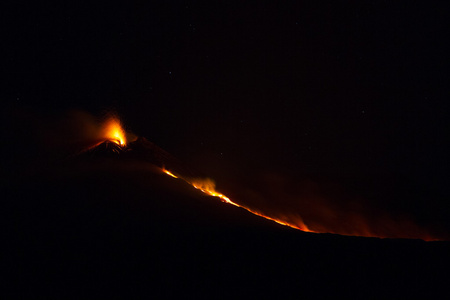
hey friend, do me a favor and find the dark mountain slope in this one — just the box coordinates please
[3,141,449,298]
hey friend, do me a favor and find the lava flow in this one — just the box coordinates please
[162,169,313,232]
[160,168,441,240]
[81,113,442,241]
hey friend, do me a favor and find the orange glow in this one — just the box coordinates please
[191,178,237,206]
[160,168,441,239]
[103,117,126,146]
[163,169,178,178]
[74,112,440,240]
[161,168,313,232]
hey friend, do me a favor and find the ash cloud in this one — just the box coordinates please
[37,110,136,157]
[5,109,135,161]
[2,107,446,240]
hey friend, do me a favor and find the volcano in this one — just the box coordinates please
[3,137,450,298]
[78,137,201,178]
[81,138,447,240]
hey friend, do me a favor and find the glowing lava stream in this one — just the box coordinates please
[162,169,313,232]
[91,112,440,241]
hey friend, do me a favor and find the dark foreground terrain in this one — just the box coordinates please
[3,153,449,299]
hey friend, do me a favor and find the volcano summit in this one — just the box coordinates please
[3,124,449,298]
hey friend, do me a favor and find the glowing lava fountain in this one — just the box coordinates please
[81,113,442,241]
[103,116,126,146]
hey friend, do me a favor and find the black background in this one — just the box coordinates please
[3,2,450,191]
[3,2,450,172]
[3,1,450,298]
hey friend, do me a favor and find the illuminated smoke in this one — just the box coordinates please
[162,169,312,232]
[35,110,443,241]
[101,113,127,146]
[162,168,442,241]
[35,110,135,158]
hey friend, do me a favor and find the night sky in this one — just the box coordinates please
[3,1,450,297]
[4,1,450,226]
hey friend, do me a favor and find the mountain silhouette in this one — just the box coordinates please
[3,138,450,298]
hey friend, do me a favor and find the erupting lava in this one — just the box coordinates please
[79,112,442,241]
[103,116,126,146]
[162,169,313,232]
[161,168,440,240]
